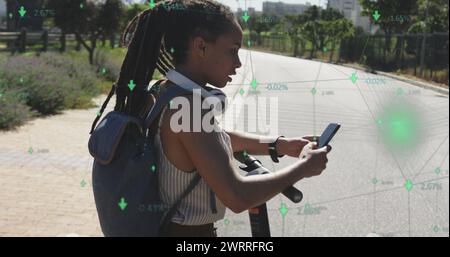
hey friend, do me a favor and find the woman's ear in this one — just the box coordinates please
[192,36,207,58]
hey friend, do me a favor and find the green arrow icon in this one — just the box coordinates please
[311,87,317,95]
[128,80,136,91]
[372,10,381,21]
[350,72,358,84]
[279,203,288,217]
[118,197,128,210]
[251,79,257,90]
[18,6,27,17]
[242,11,250,22]
[148,0,156,9]
[404,179,413,192]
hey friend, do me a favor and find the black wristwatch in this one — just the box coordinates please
[269,136,285,163]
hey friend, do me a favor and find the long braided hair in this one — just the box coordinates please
[115,0,236,118]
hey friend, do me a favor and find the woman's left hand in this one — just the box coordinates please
[277,135,318,158]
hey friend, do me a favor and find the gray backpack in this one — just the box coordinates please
[88,80,201,237]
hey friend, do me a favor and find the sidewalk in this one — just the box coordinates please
[0,95,112,236]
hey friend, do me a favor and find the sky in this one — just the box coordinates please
[133,0,328,11]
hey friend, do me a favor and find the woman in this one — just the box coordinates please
[116,0,332,237]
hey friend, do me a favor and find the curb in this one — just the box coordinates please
[340,63,449,96]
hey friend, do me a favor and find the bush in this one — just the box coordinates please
[0,86,30,130]
[0,47,164,130]
[39,52,100,97]
[94,48,121,82]
[0,53,98,115]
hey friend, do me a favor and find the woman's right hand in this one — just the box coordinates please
[298,142,332,178]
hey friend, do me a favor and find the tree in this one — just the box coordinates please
[318,7,345,52]
[122,3,148,32]
[98,0,124,48]
[47,0,124,64]
[407,0,449,77]
[252,14,273,45]
[417,0,448,32]
[302,5,321,59]
[284,14,307,57]
[282,5,356,61]
[47,0,97,63]
[359,0,418,65]
[327,18,355,62]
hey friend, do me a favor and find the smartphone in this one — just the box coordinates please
[318,123,341,148]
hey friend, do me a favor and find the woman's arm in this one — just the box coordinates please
[178,126,312,213]
[174,96,330,213]
[179,125,330,213]
[226,130,315,157]
[226,130,277,155]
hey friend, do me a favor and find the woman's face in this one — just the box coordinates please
[201,22,243,88]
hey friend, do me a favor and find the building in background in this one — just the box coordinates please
[236,6,261,20]
[262,1,312,16]
[327,0,371,32]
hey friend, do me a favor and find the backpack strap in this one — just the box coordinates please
[145,84,208,233]
[89,83,116,134]
[144,85,190,129]
[146,86,204,234]
[158,173,202,235]
[89,79,168,135]
[137,79,166,120]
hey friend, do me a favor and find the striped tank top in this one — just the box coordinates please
[154,105,229,225]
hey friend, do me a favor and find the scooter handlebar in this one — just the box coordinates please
[233,151,303,203]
